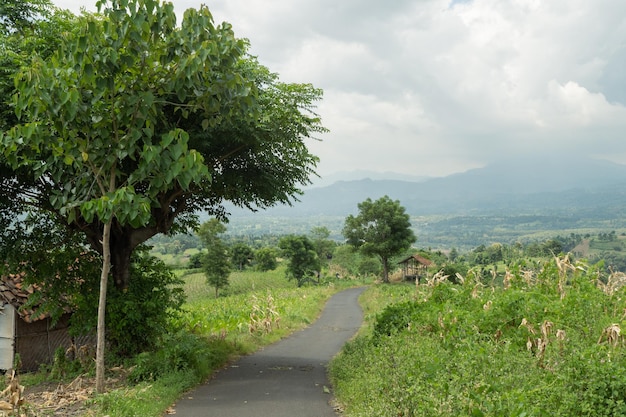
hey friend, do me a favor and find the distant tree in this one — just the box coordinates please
[542,239,563,256]
[310,226,336,265]
[188,251,204,269]
[343,196,415,282]
[254,247,278,272]
[279,235,320,287]
[231,242,254,270]
[197,219,231,297]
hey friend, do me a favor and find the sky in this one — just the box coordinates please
[54,0,626,179]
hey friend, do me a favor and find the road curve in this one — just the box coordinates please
[167,286,366,417]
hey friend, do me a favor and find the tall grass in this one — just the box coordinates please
[330,257,626,416]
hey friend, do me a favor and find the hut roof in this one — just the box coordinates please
[0,274,69,323]
[398,254,434,266]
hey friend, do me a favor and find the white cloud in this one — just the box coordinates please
[54,0,626,177]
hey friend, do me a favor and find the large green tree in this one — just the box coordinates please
[343,196,416,282]
[0,0,324,289]
[1,0,324,392]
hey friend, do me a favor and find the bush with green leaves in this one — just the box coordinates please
[331,256,626,416]
[128,332,230,383]
[71,249,185,357]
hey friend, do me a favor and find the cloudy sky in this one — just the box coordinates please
[56,0,626,179]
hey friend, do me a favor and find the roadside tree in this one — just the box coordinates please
[343,196,415,282]
[279,235,321,287]
[0,0,323,391]
[310,226,336,266]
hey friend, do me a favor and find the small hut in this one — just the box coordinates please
[0,274,86,371]
[398,254,433,281]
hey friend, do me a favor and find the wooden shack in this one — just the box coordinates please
[398,254,433,281]
[0,274,83,372]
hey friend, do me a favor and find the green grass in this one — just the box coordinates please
[16,264,367,417]
[330,259,626,416]
[181,265,291,303]
[81,266,364,416]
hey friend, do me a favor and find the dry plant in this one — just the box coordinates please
[520,318,536,335]
[426,270,449,287]
[503,269,514,290]
[556,329,567,354]
[249,293,281,334]
[388,269,405,283]
[471,283,483,299]
[0,370,24,416]
[597,267,626,296]
[521,269,535,286]
[521,319,564,367]
[598,323,623,347]
[553,254,586,299]
[541,320,554,342]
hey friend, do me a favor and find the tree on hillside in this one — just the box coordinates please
[197,219,231,297]
[279,235,321,287]
[254,246,278,271]
[310,226,336,266]
[343,196,415,283]
[231,242,254,270]
[0,0,323,392]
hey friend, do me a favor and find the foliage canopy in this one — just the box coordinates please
[279,234,321,287]
[0,0,325,291]
[343,195,415,282]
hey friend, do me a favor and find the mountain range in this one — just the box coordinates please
[228,156,626,218]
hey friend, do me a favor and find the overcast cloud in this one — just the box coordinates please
[56,0,626,178]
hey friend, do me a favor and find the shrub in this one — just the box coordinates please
[128,332,230,383]
[71,248,185,357]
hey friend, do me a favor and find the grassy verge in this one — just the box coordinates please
[330,258,626,416]
[81,268,365,417]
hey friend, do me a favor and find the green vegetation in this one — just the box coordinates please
[279,234,322,287]
[1,0,324,392]
[330,256,626,416]
[9,264,362,416]
[197,219,232,297]
[344,196,416,282]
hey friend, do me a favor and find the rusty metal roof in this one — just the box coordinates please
[0,273,53,323]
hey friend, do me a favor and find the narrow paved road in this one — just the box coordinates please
[167,287,366,417]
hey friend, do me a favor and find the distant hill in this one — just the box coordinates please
[307,170,430,188]
[227,156,626,218]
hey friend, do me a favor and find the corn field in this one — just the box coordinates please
[330,255,626,417]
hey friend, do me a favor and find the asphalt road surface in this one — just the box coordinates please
[167,286,366,417]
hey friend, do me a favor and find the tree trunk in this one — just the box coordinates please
[382,257,389,283]
[95,219,112,394]
[110,230,133,291]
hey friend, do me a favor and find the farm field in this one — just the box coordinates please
[329,256,626,416]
